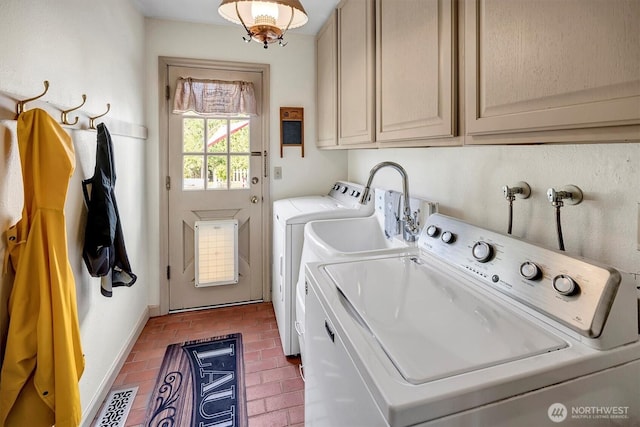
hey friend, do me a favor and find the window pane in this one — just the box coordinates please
[183,155,204,190]
[230,119,250,153]
[230,155,249,189]
[207,155,228,190]
[183,118,205,153]
[207,119,228,153]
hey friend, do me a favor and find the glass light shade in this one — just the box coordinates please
[251,1,279,25]
[218,0,308,30]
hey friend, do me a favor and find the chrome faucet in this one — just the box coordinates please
[358,161,419,242]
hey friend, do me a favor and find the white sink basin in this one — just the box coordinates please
[303,214,410,258]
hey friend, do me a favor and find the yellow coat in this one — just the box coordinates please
[0,109,85,427]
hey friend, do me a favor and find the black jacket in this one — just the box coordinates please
[82,123,136,297]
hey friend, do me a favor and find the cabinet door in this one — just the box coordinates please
[338,0,376,146]
[465,0,640,138]
[316,11,338,148]
[376,0,455,143]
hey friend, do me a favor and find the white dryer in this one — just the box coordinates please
[272,181,374,356]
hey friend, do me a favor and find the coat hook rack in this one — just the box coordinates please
[88,103,111,130]
[61,94,87,126]
[16,80,50,118]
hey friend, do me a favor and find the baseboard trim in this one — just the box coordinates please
[148,304,161,317]
[81,306,150,426]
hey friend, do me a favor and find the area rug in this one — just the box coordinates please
[144,333,247,427]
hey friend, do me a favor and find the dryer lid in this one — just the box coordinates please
[323,256,568,385]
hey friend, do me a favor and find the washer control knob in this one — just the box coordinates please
[426,225,440,237]
[519,262,541,280]
[441,231,455,244]
[341,186,348,194]
[553,274,578,296]
[472,241,493,263]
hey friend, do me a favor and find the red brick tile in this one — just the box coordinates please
[245,372,262,387]
[124,407,147,425]
[132,347,167,362]
[264,390,304,412]
[245,338,276,353]
[248,409,289,427]
[275,356,298,368]
[260,345,285,360]
[243,350,262,362]
[281,377,304,393]
[120,360,147,374]
[245,358,278,374]
[145,356,164,370]
[242,331,264,343]
[124,368,161,384]
[247,398,267,417]
[260,329,281,339]
[135,378,159,396]
[246,381,282,401]
[261,365,298,383]
[288,405,304,424]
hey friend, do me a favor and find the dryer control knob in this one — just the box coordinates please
[426,225,440,237]
[472,241,493,263]
[441,231,455,244]
[520,262,541,280]
[553,274,578,296]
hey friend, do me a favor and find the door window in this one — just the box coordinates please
[181,116,251,190]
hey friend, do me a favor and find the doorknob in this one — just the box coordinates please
[251,196,259,204]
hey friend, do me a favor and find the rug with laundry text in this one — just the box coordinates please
[144,333,247,427]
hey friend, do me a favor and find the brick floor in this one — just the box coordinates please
[94,302,304,427]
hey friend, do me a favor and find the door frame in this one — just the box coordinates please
[158,57,271,315]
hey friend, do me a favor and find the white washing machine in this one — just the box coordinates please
[295,189,438,366]
[272,181,374,356]
[304,213,640,426]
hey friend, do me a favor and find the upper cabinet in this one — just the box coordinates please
[376,0,456,144]
[317,11,338,148]
[465,0,640,142]
[317,0,639,149]
[318,0,457,149]
[337,0,376,146]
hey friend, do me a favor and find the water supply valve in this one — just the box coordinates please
[547,185,583,207]
[502,182,531,201]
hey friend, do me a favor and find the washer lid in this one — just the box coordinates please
[274,195,373,224]
[323,256,568,385]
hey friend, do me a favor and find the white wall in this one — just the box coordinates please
[348,143,640,278]
[144,18,348,305]
[0,0,149,423]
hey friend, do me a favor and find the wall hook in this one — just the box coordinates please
[16,80,50,118]
[61,94,87,126]
[89,103,111,130]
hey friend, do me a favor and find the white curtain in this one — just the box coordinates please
[173,78,257,116]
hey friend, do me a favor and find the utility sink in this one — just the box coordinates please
[303,214,411,258]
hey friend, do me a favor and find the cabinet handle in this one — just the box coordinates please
[324,320,335,343]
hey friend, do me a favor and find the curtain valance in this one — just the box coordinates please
[172,78,257,116]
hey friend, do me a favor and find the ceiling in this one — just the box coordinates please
[132,0,340,35]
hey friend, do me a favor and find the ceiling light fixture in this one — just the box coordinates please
[218,0,308,49]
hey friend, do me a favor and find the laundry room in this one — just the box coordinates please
[0,1,638,426]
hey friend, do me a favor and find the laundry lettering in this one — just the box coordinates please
[188,343,238,427]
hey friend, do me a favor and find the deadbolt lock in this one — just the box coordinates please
[251,177,259,184]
